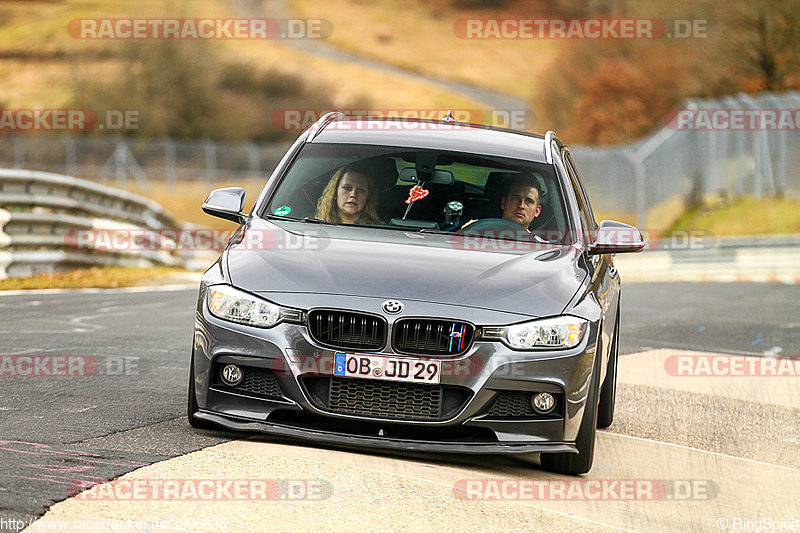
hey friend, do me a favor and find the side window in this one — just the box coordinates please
[565,153,598,232]
[561,151,592,242]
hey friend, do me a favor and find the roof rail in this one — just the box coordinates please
[543,130,556,163]
[306,112,347,142]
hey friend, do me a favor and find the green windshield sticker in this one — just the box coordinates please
[273,206,292,216]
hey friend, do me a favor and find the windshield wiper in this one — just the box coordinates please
[264,214,329,224]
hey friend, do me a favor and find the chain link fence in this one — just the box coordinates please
[2,90,797,227]
[0,134,292,187]
[570,91,800,226]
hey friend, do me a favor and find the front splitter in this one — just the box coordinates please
[194,411,577,455]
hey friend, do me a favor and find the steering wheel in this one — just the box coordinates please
[458,218,525,233]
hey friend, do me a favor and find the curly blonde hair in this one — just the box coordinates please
[315,166,382,224]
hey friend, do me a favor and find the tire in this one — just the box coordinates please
[539,345,601,475]
[187,351,216,430]
[597,312,619,429]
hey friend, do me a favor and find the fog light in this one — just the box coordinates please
[221,364,243,386]
[532,392,556,414]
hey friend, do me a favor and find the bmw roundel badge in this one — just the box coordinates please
[382,300,403,314]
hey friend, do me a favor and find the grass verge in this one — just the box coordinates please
[0,266,191,291]
[291,0,558,104]
[669,196,800,236]
[0,0,484,117]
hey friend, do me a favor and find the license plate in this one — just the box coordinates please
[333,352,441,384]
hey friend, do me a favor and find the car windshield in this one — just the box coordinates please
[262,143,574,243]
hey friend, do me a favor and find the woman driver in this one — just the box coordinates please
[315,165,382,225]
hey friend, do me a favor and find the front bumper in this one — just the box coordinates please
[192,291,599,453]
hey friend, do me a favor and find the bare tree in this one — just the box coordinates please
[718,0,800,91]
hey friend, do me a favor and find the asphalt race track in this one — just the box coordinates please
[0,282,798,532]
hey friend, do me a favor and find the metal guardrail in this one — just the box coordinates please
[0,134,292,187]
[0,169,191,278]
[615,234,800,283]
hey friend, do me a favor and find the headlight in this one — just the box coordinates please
[206,284,301,328]
[481,316,588,350]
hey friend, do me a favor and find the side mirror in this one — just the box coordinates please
[588,220,645,255]
[202,187,246,223]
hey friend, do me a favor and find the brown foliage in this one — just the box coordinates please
[571,59,656,145]
[71,40,342,142]
[534,40,697,145]
[531,0,799,145]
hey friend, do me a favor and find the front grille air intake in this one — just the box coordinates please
[486,391,537,418]
[238,367,282,398]
[308,310,385,350]
[485,391,562,419]
[393,319,474,356]
[215,365,283,399]
[328,377,442,421]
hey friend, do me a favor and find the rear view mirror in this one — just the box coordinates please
[588,220,645,254]
[202,187,246,223]
[398,167,454,185]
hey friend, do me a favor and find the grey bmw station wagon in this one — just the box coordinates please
[188,113,644,475]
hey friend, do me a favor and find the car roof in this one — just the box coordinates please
[308,117,551,164]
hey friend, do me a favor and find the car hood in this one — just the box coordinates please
[225,220,588,317]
